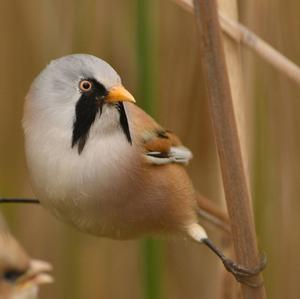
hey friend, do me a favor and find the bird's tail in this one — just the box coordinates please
[195,192,231,234]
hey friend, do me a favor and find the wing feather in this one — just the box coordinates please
[125,103,193,165]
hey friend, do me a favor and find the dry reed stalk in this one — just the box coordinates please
[217,0,248,297]
[193,0,266,298]
[171,0,300,86]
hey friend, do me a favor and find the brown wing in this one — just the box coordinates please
[125,103,193,165]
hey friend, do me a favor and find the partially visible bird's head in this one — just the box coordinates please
[0,232,52,299]
[24,54,135,153]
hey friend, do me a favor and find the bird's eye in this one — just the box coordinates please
[79,80,92,92]
[3,269,25,283]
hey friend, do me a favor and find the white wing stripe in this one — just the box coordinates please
[146,146,193,165]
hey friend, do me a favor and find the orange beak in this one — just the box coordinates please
[17,259,53,288]
[105,85,135,104]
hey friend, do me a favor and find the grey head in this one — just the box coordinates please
[25,54,135,154]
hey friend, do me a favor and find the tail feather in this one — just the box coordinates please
[195,192,231,234]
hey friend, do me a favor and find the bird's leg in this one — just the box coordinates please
[0,198,40,204]
[187,223,266,288]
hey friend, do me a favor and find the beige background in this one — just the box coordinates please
[0,0,299,298]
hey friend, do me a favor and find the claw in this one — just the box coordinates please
[222,254,267,287]
[202,239,266,288]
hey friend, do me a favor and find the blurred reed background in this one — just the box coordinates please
[0,0,299,298]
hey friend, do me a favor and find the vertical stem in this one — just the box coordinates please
[141,239,163,299]
[136,0,156,115]
[136,1,163,299]
[217,1,248,297]
[193,0,266,298]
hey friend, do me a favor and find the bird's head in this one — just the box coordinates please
[0,232,52,299]
[24,54,135,154]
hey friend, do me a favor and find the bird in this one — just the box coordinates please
[22,54,264,285]
[0,223,52,299]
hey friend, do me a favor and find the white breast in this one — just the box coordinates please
[24,105,141,236]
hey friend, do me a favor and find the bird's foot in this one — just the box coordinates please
[202,238,266,288]
[222,254,267,287]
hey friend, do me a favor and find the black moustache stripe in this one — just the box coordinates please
[72,79,107,154]
[72,79,132,154]
[117,102,132,144]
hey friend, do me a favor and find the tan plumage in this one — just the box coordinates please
[128,103,182,152]
[23,54,262,285]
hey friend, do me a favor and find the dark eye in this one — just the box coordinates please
[79,80,92,92]
[3,269,25,283]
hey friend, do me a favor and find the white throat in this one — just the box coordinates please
[23,103,139,234]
